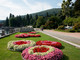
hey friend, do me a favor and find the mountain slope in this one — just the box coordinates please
[31,8,61,17]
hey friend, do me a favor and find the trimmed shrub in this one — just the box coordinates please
[57,25,64,30]
[67,29,76,32]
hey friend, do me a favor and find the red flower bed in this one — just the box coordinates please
[15,33,41,38]
[13,41,30,45]
[28,32,36,34]
[29,34,41,37]
[33,47,49,53]
[36,40,62,48]
[15,33,29,38]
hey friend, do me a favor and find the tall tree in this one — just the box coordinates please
[5,17,9,27]
[36,16,44,28]
[74,0,80,16]
[62,0,72,18]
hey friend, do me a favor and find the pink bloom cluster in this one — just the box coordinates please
[15,33,41,38]
[22,46,63,60]
[36,40,62,48]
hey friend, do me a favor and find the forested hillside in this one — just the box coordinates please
[31,8,61,17]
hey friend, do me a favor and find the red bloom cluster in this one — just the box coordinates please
[15,33,41,38]
[33,47,49,53]
[36,40,62,48]
[29,34,41,37]
[13,41,30,45]
[28,32,36,34]
[15,33,29,38]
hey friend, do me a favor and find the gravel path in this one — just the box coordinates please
[40,30,80,48]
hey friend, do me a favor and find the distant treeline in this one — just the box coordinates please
[5,0,80,30]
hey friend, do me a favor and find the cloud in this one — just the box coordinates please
[22,0,53,13]
[0,0,53,20]
[57,3,62,8]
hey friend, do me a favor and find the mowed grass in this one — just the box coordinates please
[0,32,80,60]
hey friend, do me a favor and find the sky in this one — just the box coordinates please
[0,0,75,20]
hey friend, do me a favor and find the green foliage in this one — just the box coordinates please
[67,29,76,32]
[63,17,80,26]
[61,0,73,18]
[36,16,44,28]
[74,0,80,16]
[32,8,61,17]
[57,25,64,30]
[5,17,9,27]
[44,21,54,29]
[73,23,80,30]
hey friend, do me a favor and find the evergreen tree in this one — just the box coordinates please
[36,16,44,28]
[5,17,9,27]
[35,14,38,20]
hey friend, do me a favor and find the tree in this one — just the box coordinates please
[9,13,15,27]
[46,12,49,17]
[36,16,44,28]
[61,0,73,18]
[5,17,9,27]
[74,0,80,16]
[35,14,38,20]
[44,21,54,29]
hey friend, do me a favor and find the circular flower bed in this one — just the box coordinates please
[28,32,36,34]
[29,34,41,37]
[15,33,41,38]
[22,45,63,60]
[36,40,62,48]
[15,33,29,38]
[7,40,36,51]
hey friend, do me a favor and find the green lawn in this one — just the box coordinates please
[0,32,80,60]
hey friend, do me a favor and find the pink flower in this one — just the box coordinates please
[21,46,63,60]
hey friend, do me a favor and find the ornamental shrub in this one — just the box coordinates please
[73,23,80,30]
[57,25,64,30]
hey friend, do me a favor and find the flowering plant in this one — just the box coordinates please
[15,33,41,38]
[36,40,62,48]
[22,45,63,60]
[29,34,41,37]
[7,40,36,51]
[28,32,36,34]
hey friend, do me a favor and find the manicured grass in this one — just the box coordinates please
[0,32,80,60]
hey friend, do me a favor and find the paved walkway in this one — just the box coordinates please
[40,30,80,48]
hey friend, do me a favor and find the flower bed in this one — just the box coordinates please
[15,33,29,38]
[22,45,63,60]
[15,33,41,38]
[7,40,36,51]
[36,40,62,48]
[29,34,41,37]
[28,32,36,34]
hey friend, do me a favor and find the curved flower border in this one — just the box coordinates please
[22,45,63,60]
[7,40,36,51]
[15,33,41,38]
[36,40,62,48]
